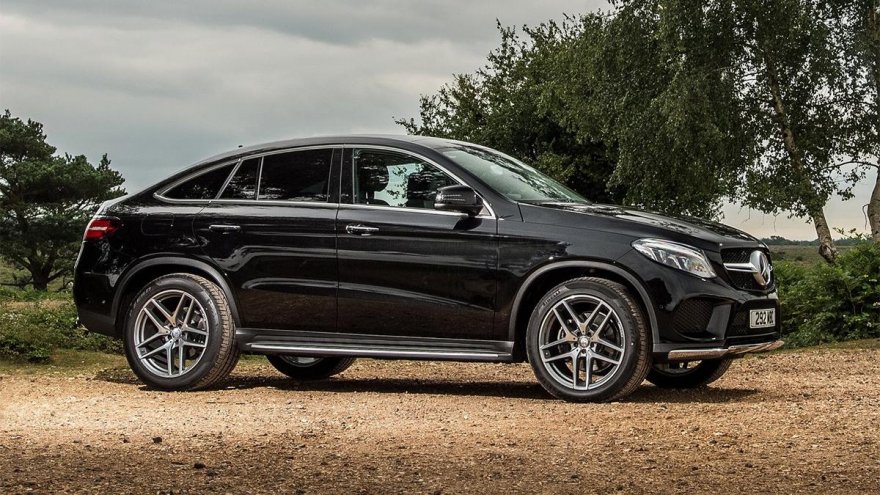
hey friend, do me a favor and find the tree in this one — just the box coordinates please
[0,110,125,290]
[728,0,858,262]
[831,1,879,240]
[556,2,753,218]
[396,21,620,204]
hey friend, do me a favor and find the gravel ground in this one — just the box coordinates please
[1,345,879,495]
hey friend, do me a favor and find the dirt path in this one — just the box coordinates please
[1,346,879,494]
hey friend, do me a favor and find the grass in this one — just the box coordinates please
[768,244,851,266]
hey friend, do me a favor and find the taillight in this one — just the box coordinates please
[84,217,121,241]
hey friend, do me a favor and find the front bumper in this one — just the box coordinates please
[665,339,784,361]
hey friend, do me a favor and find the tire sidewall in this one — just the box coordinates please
[526,279,647,401]
[124,276,228,390]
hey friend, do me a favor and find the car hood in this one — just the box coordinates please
[526,202,760,246]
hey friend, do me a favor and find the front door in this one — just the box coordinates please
[193,147,340,332]
[336,147,498,340]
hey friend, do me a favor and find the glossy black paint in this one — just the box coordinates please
[73,135,781,360]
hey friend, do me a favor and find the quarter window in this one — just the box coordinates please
[163,163,234,200]
[220,158,259,200]
[258,149,332,202]
[352,150,456,209]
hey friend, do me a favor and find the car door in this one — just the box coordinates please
[193,147,340,332]
[336,146,498,340]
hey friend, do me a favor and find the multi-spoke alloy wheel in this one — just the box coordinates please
[134,289,209,378]
[538,294,626,391]
[124,274,239,391]
[526,277,650,402]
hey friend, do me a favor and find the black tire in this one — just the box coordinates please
[266,355,356,380]
[526,277,651,402]
[123,273,240,391]
[646,358,733,389]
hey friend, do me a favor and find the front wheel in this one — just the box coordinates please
[526,277,651,402]
[646,359,733,389]
[266,355,356,380]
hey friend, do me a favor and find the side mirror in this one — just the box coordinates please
[434,185,483,217]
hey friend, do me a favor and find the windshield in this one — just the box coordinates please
[440,145,587,203]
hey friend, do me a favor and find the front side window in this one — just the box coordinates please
[353,149,456,209]
[441,145,586,204]
[163,163,234,200]
[258,149,332,201]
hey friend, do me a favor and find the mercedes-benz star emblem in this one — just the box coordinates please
[749,250,772,287]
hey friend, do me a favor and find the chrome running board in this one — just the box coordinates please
[237,328,515,362]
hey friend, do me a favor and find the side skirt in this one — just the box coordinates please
[236,328,516,363]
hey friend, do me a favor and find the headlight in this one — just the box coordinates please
[632,239,716,278]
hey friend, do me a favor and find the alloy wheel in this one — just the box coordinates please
[133,289,209,378]
[538,294,627,390]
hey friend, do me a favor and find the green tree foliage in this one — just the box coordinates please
[723,0,857,262]
[831,1,880,240]
[396,22,620,204]
[0,110,125,290]
[555,2,752,218]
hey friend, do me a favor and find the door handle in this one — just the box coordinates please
[345,224,379,236]
[208,224,241,233]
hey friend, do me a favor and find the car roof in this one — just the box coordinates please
[192,134,459,168]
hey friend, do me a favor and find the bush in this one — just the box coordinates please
[0,296,122,362]
[776,240,880,347]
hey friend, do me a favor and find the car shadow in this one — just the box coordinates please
[95,367,760,403]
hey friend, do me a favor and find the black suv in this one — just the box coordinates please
[74,136,781,402]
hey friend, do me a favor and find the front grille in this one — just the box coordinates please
[672,298,715,335]
[721,248,774,292]
[721,248,753,264]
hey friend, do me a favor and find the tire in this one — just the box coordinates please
[266,355,356,380]
[123,273,240,391]
[646,358,733,389]
[526,277,651,402]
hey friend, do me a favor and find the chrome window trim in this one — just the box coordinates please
[207,199,340,209]
[338,202,469,217]
[346,144,497,219]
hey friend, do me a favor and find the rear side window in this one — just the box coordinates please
[258,149,332,202]
[219,158,259,200]
[163,163,234,200]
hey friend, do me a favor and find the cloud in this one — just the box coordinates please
[0,2,605,189]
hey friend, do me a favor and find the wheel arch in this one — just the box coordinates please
[508,261,658,359]
[111,256,241,336]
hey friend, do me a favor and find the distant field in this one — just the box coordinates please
[768,244,849,266]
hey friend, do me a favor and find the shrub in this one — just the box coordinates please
[0,296,122,362]
[776,240,880,347]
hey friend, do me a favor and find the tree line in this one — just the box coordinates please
[397,0,879,263]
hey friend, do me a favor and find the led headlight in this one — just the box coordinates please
[632,239,716,278]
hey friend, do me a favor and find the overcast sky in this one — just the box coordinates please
[0,0,868,240]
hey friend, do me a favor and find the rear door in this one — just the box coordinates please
[336,147,498,340]
[193,147,340,332]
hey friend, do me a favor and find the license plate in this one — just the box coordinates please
[749,308,776,329]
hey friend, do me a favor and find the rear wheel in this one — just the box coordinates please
[266,355,356,380]
[646,359,733,388]
[123,274,239,391]
[526,277,650,402]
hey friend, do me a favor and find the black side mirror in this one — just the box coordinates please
[434,185,483,217]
